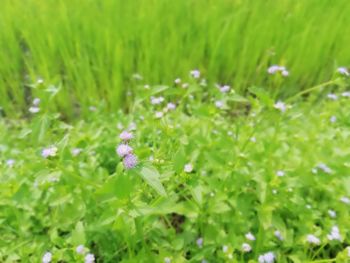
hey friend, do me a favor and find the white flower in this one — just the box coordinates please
[267,65,281,74]
[274,230,283,241]
[190,69,200,79]
[76,245,85,254]
[328,210,336,218]
[144,84,150,89]
[327,93,338,100]
[174,78,181,84]
[327,226,341,241]
[116,144,133,157]
[72,148,82,156]
[222,245,228,253]
[6,159,15,167]
[119,131,133,141]
[29,106,40,113]
[167,103,176,110]
[281,70,289,77]
[164,257,171,263]
[219,85,230,93]
[37,78,44,84]
[184,163,193,173]
[341,91,350,97]
[155,111,164,118]
[316,163,332,174]
[306,234,320,245]
[306,204,312,209]
[274,101,287,112]
[33,98,41,106]
[276,170,285,177]
[182,83,189,89]
[89,106,97,112]
[85,253,95,263]
[250,137,256,142]
[340,196,350,204]
[338,67,349,76]
[245,232,256,241]
[42,252,52,263]
[242,243,252,252]
[151,96,164,105]
[42,146,58,158]
[215,100,224,109]
[330,116,337,123]
[258,252,275,263]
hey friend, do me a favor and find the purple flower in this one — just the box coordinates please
[338,67,349,76]
[6,159,15,167]
[196,237,203,248]
[33,98,41,106]
[123,154,138,169]
[85,253,95,263]
[29,106,40,113]
[116,144,133,157]
[167,102,176,110]
[190,69,200,79]
[119,131,133,141]
[42,146,57,158]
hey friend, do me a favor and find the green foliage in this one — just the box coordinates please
[1,73,350,262]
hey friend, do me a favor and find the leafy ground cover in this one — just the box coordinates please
[1,70,350,262]
[1,0,350,116]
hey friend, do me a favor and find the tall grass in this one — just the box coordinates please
[1,0,350,117]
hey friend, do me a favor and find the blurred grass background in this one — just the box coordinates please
[0,0,350,117]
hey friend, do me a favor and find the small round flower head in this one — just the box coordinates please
[190,69,200,79]
[164,257,171,263]
[196,237,203,248]
[327,225,341,241]
[242,243,252,252]
[6,159,15,167]
[276,170,285,177]
[76,245,85,254]
[37,78,44,84]
[155,111,164,119]
[327,93,338,100]
[116,144,133,157]
[167,102,176,111]
[274,101,287,112]
[174,78,181,84]
[144,84,150,89]
[72,148,82,156]
[281,70,289,77]
[340,196,350,204]
[258,252,275,263]
[29,106,40,113]
[119,131,133,141]
[306,234,320,245]
[338,67,349,76]
[184,163,193,173]
[123,154,138,169]
[151,96,165,105]
[42,252,52,263]
[215,100,224,109]
[250,137,256,142]
[267,65,281,74]
[328,209,336,218]
[342,91,350,97]
[316,163,332,174]
[330,116,337,123]
[274,230,283,241]
[222,245,228,253]
[42,146,58,158]
[272,189,278,194]
[85,253,95,263]
[219,85,230,93]
[245,232,256,241]
[33,98,41,106]
[182,83,189,89]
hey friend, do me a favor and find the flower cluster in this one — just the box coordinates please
[29,97,41,114]
[267,65,289,77]
[116,130,137,169]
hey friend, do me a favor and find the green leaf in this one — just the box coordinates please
[139,166,166,196]
[71,221,85,246]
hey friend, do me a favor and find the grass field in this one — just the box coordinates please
[1,1,350,263]
[1,0,350,117]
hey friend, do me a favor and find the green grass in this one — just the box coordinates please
[1,0,350,117]
[1,75,350,262]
